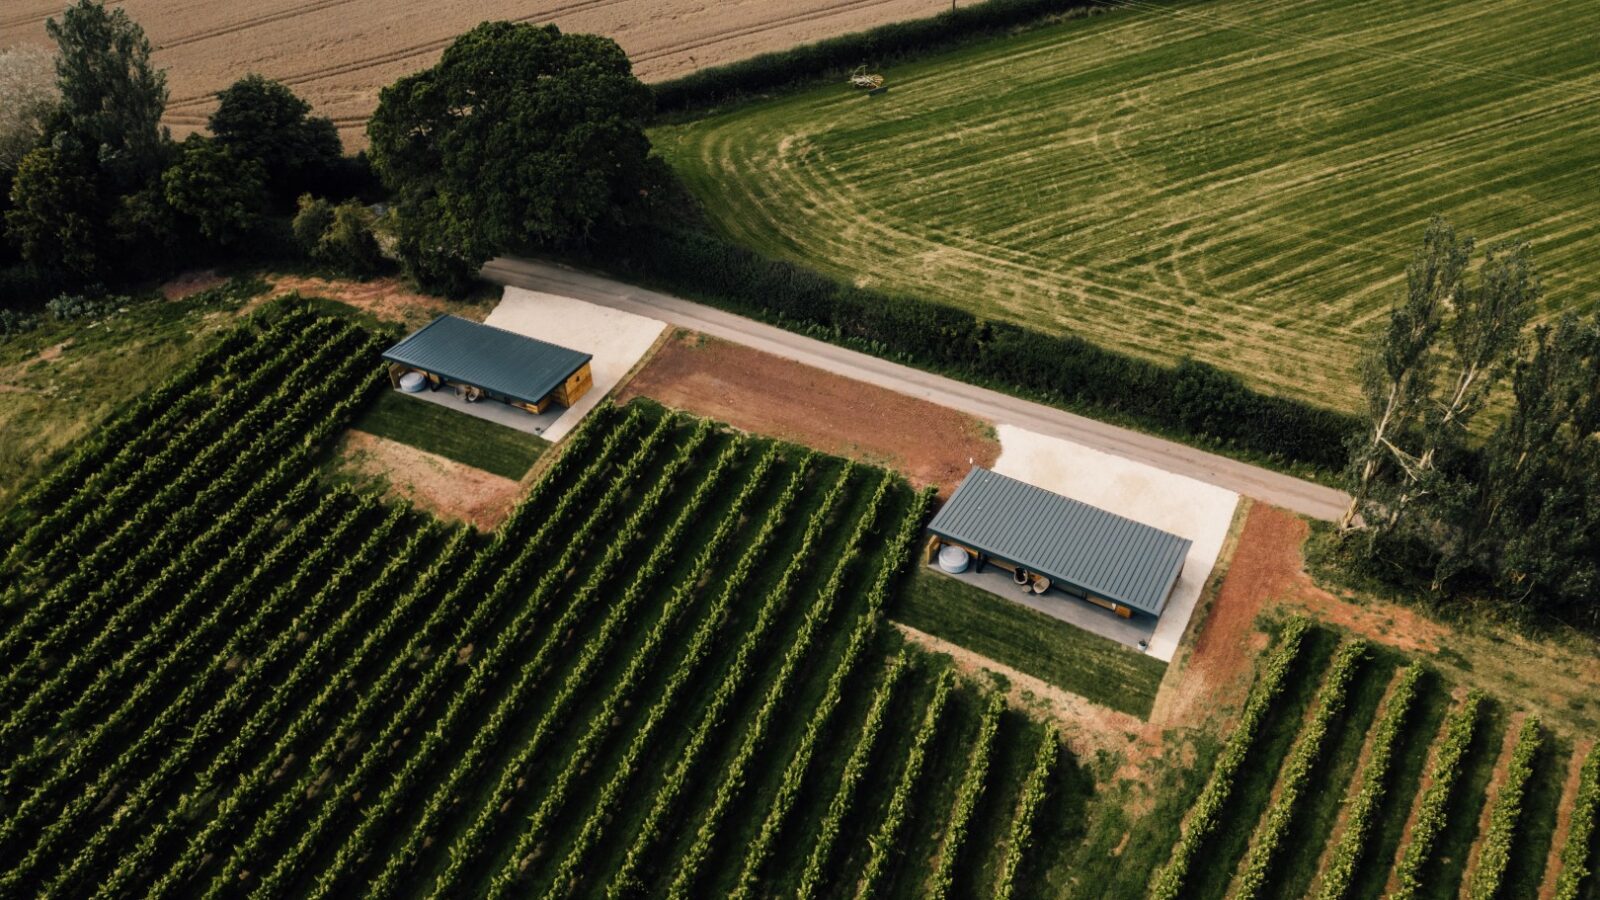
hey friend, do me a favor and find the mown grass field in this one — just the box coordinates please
[0,306,1082,899]
[654,0,1600,411]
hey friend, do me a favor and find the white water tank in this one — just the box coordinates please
[937,545,970,574]
[399,371,427,393]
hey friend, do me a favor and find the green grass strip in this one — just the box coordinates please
[856,669,957,900]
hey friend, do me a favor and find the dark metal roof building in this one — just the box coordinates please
[382,315,593,407]
[928,467,1192,617]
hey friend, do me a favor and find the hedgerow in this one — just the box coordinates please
[996,723,1061,900]
[1468,716,1543,900]
[856,669,957,900]
[1316,661,1426,900]
[1391,690,1488,900]
[604,227,1358,471]
[927,691,1007,900]
[1234,640,1369,900]
[651,0,1101,115]
[1151,616,1313,900]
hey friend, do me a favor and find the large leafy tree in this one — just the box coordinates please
[5,145,105,278]
[45,0,167,191]
[6,0,169,279]
[209,75,341,203]
[162,136,268,246]
[368,22,653,293]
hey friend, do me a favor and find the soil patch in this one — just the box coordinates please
[160,269,227,300]
[1540,740,1596,900]
[333,430,520,530]
[261,275,492,328]
[616,332,997,496]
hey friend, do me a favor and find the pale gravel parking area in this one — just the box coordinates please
[991,424,1239,662]
[484,287,666,442]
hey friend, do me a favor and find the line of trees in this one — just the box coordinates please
[1342,217,1599,626]
[0,1,378,306]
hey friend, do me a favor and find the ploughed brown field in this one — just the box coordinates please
[0,0,946,147]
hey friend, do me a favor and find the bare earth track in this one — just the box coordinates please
[0,0,951,147]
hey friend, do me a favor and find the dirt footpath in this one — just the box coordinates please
[617,332,997,496]
[1,0,946,148]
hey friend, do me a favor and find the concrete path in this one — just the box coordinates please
[482,256,1353,521]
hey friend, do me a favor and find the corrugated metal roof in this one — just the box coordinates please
[382,315,592,406]
[928,467,1192,617]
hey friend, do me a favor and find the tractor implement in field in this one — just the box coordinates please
[849,64,887,95]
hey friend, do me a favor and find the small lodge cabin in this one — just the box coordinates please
[382,314,594,415]
[927,467,1192,620]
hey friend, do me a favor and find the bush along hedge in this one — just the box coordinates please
[1555,742,1600,900]
[1316,661,1427,900]
[1150,616,1313,900]
[1468,716,1543,900]
[1234,639,1370,900]
[602,227,1359,472]
[1391,690,1488,900]
[651,0,1101,115]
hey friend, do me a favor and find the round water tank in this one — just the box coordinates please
[937,545,970,574]
[399,371,428,393]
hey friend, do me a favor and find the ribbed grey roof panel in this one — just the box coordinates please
[382,315,592,406]
[927,467,1192,616]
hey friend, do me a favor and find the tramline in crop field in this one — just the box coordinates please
[654,0,1600,411]
[0,300,1079,899]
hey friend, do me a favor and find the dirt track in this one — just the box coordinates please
[0,0,946,147]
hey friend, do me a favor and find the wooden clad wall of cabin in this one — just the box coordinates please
[553,362,593,407]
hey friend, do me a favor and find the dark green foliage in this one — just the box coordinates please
[1345,219,1600,628]
[161,137,268,247]
[292,195,335,255]
[294,195,383,278]
[603,225,1359,470]
[44,0,167,193]
[4,145,105,279]
[208,75,342,206]
[369,22,654,293]
[651,0,1100,115]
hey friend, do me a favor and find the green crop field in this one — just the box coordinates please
[654,0,1600,411]
[1149,621,1600,900]
[0,304,1086,899]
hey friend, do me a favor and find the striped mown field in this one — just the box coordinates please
[655,0,1600,411]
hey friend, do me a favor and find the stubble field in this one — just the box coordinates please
[654,0,1600,411]
[0,0,951,147]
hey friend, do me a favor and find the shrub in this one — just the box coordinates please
[1469,717,1542,900]
[291,194,334,254]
